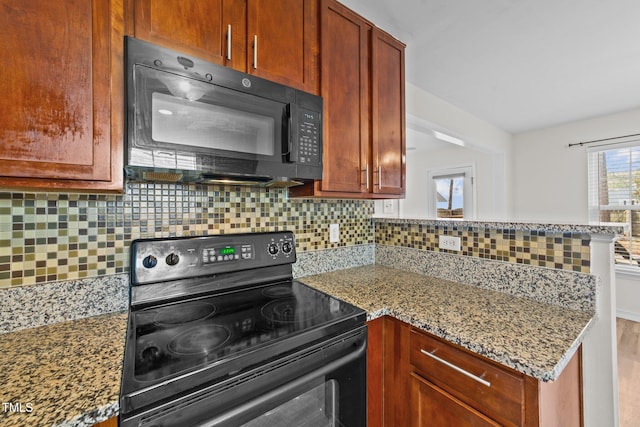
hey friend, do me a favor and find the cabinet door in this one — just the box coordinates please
[0,0,123,190]
[92,416,118,427]
[133,0,247,70]
[371,28,405,195]
[411,373,500,427]
[318,0,370,194]
[246,0,318,93]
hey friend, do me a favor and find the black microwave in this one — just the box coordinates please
[124,37,322,187]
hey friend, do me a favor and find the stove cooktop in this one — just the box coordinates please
[131,280,359,383]
[120,280,365,414]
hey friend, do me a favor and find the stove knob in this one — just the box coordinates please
[282,242,293,254]
[268,243,279,256]
[166,253,180,266]
[142,255,157,269]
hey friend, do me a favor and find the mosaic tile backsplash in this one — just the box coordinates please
[1,181,595,289]
[0,184,375,288]
[375,220,591,273]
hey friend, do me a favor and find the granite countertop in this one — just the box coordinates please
[0,264,593,425]
[373,217,626,235]
[0,311,128,427]
[299,265,594,382]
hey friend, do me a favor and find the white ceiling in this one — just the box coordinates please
[339,0,640,134]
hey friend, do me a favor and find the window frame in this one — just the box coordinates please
[427,165,476,220]
[587,140,640,270]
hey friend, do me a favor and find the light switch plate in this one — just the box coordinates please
[383,200,395,214]
[329,223,340,243]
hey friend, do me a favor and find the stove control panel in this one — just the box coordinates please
[202,243,253,264]
[131,231,296,285]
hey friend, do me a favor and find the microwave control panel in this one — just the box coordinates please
[295,108,321,165]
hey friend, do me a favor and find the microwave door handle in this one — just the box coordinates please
[283,104,295,162]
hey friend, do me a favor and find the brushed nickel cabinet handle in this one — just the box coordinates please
[420,349,491,387]
[252,35,258,69]
[362,164,369,189]
[226,24,232,61]
[377,165,382,188]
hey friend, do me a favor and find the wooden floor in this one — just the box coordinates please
[617,317,640,427]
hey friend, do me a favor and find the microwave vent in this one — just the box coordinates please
[142,171,183,182]
[266,179,304,188]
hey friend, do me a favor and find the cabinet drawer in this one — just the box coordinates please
[410,330,524,426]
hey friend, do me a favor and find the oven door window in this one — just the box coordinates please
[134,65,282,159]
[241,379,338,427]
[152,92,275,156]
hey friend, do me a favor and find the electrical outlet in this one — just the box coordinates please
[329,223,340,243]
[439,235,461,251]
[383,200,395,214]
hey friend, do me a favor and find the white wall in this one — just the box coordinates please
[379,83,512,220]
[401,144,497,220]
[511,108,640,223]
[617,272,640,322]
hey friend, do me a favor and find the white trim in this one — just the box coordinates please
[615,264,640,277]
[583,234,618,427]
[616,309,640,323]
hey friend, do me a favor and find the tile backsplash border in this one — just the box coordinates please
[374,219,592,273]
[0,184,375,288]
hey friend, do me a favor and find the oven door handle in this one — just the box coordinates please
[196,337,367,427]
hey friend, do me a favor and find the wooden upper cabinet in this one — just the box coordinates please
[133,0,318,93]
[317,0,370,195]
[133,0,247,71]
[0,0,124,191]
[372,28,405,196]
[247,0,318,93]
[290,0,405,199]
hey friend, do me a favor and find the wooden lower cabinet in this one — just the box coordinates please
[93,416,117,427]
[367,316,583,427]
[411,373,500,427]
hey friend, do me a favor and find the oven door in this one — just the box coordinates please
[127,64,298,181]
[123,326,367,427]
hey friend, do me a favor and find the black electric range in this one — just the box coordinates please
[119,231,367,427]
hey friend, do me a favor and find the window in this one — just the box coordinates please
[588,141,640,267]
[428,166,475,220]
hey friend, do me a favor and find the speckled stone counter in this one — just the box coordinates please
[0,311,127,427]
[299,265,593,382]
[373,217,626,235]
[0,262,593,425]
